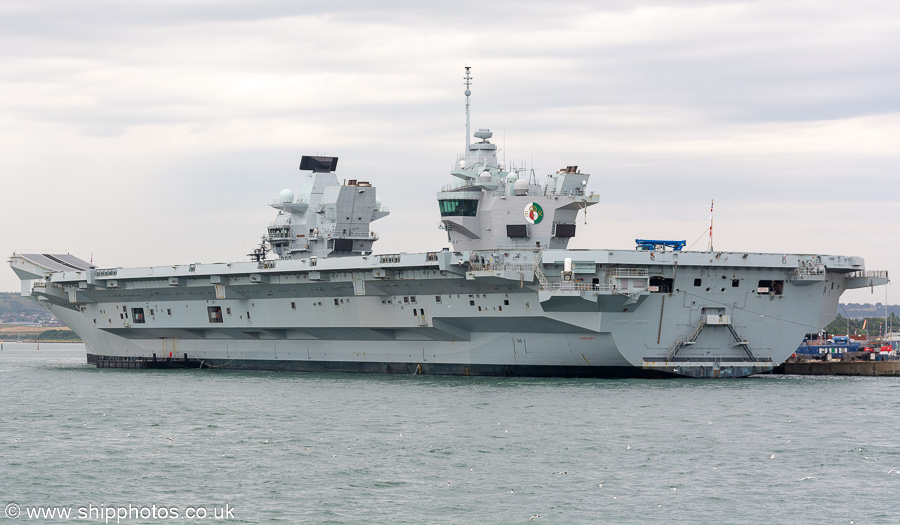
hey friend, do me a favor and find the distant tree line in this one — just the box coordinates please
[826,313,899,339]
[35,330,82,341]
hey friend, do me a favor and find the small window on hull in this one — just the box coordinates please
[507,224,528,238]
[207,306,223,323]
[757,280,784,295]
[554,223,576,238]
[332,238,353,252]
[649,277,674,293]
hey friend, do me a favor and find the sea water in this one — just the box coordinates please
[2,343,899,524]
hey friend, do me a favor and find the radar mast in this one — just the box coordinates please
[464,66,472,152]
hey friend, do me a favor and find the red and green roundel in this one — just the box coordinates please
[524,202,544,224]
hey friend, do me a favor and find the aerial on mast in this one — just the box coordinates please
[464,66,472,153]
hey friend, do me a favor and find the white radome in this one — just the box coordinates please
[514,178,529,195]
[280,189,295,204]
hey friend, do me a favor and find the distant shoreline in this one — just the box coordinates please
[0,325,82,343]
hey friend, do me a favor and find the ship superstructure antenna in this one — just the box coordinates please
[464,66,472,152]
[707,199,714,251]
[248,236,269,263]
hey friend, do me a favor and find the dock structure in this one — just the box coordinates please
[776,359,900,376]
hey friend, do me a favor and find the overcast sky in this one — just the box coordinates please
[1,0,897,305]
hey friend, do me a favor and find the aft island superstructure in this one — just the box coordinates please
[9,68,888,378]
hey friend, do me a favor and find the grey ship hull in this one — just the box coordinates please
[12,248,886,378]
[12,69,888,379]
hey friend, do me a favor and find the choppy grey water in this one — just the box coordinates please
[2,343,899,524]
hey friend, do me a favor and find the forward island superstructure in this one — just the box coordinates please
[9,68,889,378]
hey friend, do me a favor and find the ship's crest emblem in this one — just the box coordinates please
[524,202,544,224]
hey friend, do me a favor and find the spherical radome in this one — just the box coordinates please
[514,178,529,195]
[280,189,295,204]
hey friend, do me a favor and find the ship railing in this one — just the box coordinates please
[269,198,310,206]
[320,230,379,240]
[468,262,536,273]
[611,267,650,278]
[441,182,479,192]
[534,250,549,288]
[489,189,542,197]
[377,254,402,264]
[540,282,616,293]
[847,270,889,279]
[289,240,310,252]
[792,265,826,278]
[267,225,292,239]
[543,189,589,198]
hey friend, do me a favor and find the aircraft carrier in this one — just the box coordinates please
[9,68,889,378]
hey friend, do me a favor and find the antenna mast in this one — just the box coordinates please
[708,199,714,251]
[464,66,472,153]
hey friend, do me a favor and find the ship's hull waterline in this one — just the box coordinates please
[18,246,883,379]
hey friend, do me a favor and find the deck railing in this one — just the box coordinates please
[847,270,889,279]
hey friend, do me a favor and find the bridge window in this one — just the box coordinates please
[439,199,479,217]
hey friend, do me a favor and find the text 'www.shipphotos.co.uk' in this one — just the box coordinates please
[4,502,235,523]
